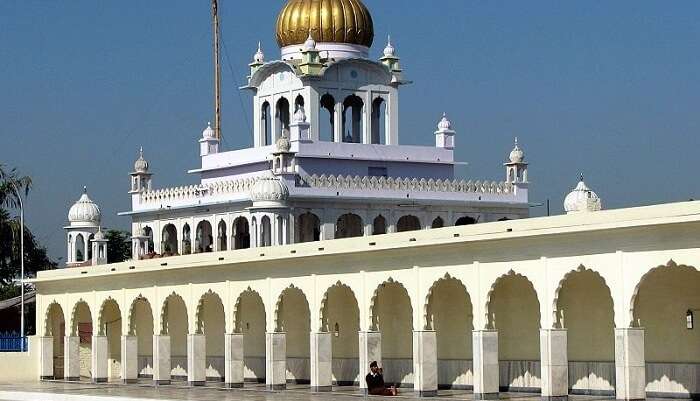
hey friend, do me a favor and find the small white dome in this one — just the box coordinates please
[304,32,317,51]
[437,113,453,131]
[68,187,101,227]
[293,105,307,123]
[250,175,290,206]
[93,227,106,241]
[276,131,291,153]
[134,147,149,173]
[564,176,602,214]
[383,36,396,57]
[202,122,215,139]
[509,138,525,163]
[253,42,265,64]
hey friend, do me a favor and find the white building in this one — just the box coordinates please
[114,0,529,262]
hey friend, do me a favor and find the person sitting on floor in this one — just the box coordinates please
[365,361,398,396]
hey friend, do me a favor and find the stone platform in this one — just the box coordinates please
[0,381,621,401]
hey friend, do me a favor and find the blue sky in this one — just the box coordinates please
[1,1,699,262]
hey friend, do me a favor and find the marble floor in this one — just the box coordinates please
[0,381,620,401]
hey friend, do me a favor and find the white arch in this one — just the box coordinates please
[423,273,472,331]
[319,281,360,332]
[484,269,540,330]
[551,265,615,329]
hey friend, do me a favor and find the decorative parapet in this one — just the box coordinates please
[296,174,513,195]
[139,178,257,204]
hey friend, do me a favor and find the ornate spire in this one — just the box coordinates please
[253,41,265,64]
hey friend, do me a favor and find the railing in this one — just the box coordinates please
[0,333,28,352]
[297,174,514,195]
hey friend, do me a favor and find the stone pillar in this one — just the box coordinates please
[187,334,206,386]
[266,332,287,390]
[153,335,171,385]
[39,336,54,380]
[64,336,81,381]
[473,330,499,400]
[615,328,646,401]
[310,332,332,392]
[121,335,138,384]
[540,329,568,401]
[358,331,381,393]
[91,335,109,383]
[413,330,438,397]
[224,333,245,389]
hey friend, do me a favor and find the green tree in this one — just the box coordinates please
[106,229,132,263]
[0,165,56,301]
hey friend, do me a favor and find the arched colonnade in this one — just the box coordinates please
[40,261,700,399]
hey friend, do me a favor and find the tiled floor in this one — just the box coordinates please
[0,381,618,401]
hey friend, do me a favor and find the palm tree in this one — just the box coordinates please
[0,164,32,209]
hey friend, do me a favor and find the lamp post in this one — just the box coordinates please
[10,182,24,341]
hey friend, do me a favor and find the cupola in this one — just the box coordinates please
[564,175,602,214]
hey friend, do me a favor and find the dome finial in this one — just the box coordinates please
[383,35,396,57]
[253,42,265,64]
[509,137,525,163]
[83,186,87,194]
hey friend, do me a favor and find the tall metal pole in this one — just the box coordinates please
[10,182,24,341]
[212,0,222,142]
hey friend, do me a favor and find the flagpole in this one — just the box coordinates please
[212,0,222,142]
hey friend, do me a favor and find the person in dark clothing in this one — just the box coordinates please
[365,361,398,396]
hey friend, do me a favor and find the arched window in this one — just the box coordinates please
[277,216,285,245]
[87,234,94,260]
[455,216,477,226]
[397,215,421,232]
[195,221,213,253]
[143,227,154,254]
[162,224,178,255]
[261,216,272,247]
[297,212,321,243]
[75,234,85,262]
[276,98,290,140]
[182,224,192,255]
[295,95,305,112]
[373,215,387,235]
[335,214,364,239]
[320,94,335,142]
[233,217,250,250]
[342,95,364,143]
[217,220,227,251]
[431,217,445,229]
[371,97,386,145]
[261,101,271,146]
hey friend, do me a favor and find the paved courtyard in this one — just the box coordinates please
[0,381,620,401]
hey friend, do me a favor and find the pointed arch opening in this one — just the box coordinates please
[275,286,311,383]
[370,280,413,385]
[486,272,541,391]
[217,220,227,251]
[335,213,363,239]
[555,267,615,393]
[261,101,272,146]
[195,291,225,381]
[233,217,251,250]
[98,298,122,380]
[320,94,335,142]
[182,224,192,255]
[371,97,386,145]
[320,283,360,386]
[297,212,320,243]
[276,97,291,140]
[162,224,178,256]
[45,302,65,379]
[128,297,154,379]
[397,215,421,232]
[632,262,700,393]
[234,289,266,382]
[71,300,93,379]
[372,215,387,235]
[161,293,188,380]
[195,221,213,253]
[342,95,364,143]
[431,217,445,229]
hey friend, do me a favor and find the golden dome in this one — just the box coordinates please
[276,0,374,49]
